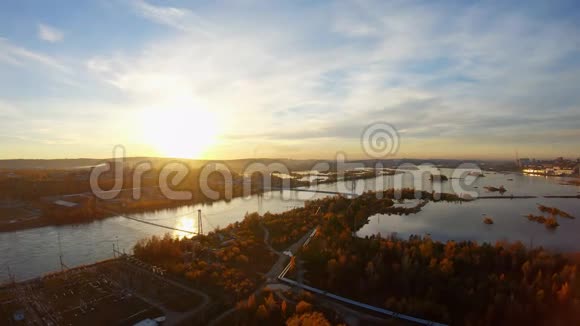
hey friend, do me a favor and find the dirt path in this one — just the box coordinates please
[207,225,315,325]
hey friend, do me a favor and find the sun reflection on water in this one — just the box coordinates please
[173,216,199,238]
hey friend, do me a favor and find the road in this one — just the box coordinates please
[207,224,316,326]
[275,227,437,326]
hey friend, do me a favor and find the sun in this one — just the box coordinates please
[140,99,218,159]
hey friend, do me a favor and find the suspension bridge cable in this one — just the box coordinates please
[101,208,197,235]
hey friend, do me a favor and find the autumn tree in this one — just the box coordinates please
[295,301,312,314]
[286,312,331,326]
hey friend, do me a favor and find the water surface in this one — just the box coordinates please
[1,169,578,281]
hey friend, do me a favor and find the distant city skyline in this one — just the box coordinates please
[1,0,580,160]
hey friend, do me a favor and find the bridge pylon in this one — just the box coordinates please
[197,209,203,235]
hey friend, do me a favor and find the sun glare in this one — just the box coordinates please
[140,99,218,159]
[173,216,197,238]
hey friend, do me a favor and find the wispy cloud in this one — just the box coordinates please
[2,1,580,159]
[0,37,69,72]
[89,0,580,159]
[37,23,64,43]
[130,0,213,37]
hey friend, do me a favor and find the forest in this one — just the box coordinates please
[133,213,276,306]
[292,194,580,325]
[225,290,341,325]
[131,188,486,324]
[131,188,580,325]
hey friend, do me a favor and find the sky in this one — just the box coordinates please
[1,0,580,161]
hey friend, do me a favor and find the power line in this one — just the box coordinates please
[57,230,69,271]
[101,208,198,235]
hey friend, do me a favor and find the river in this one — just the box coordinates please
[1,168,579,282]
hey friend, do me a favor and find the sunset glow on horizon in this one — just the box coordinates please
[1,1,580,160]
[139,98,220,159]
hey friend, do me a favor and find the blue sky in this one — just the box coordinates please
[1,0,580,160]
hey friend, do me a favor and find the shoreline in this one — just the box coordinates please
[0,172,381,234]
[0,188,273,233]
[2,191,579,234]
[1,257,119,288]
[6,229,580,288]
[2,186,580,284]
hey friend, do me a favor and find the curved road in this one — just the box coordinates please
[208,224,313,325]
